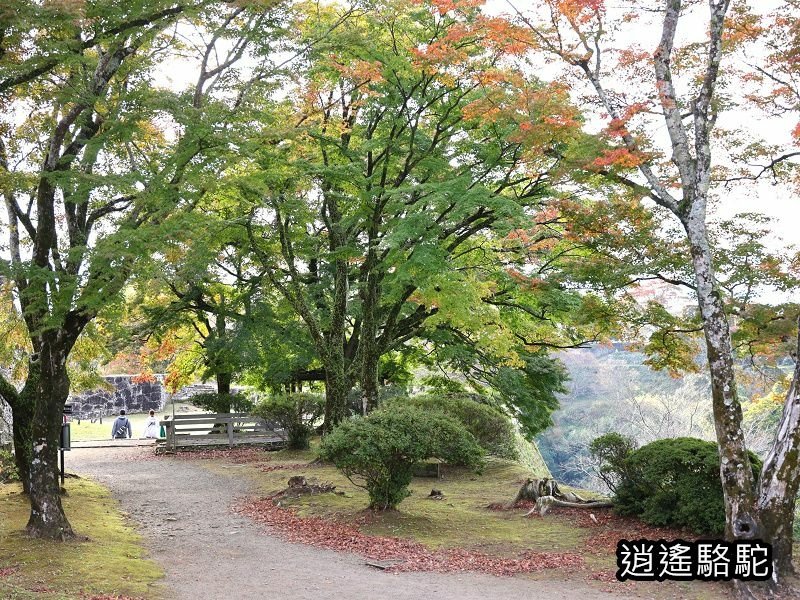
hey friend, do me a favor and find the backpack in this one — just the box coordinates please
[114,418,129,438]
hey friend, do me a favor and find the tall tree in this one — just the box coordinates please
[243,0,616,428]
[132,208,263,398]
[0,0,276,538]
[508,0,800,583]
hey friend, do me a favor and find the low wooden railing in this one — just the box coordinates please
[159,413,285,452]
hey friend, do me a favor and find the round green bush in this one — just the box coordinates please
[388,393,518,461]
[252,393,324,450]
[589,432,638,493]
[190,392,253,414]
[595,436,762,535]
[318,406,485,510]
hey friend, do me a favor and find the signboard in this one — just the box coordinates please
[63,403,73,415]
[60,423,71,451]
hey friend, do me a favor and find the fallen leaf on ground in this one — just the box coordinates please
[235,496,584,576]
[0,565,19,577]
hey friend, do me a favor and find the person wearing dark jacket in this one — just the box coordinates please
[111,410,132,439]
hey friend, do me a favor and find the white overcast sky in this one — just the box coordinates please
[485,0,800,251]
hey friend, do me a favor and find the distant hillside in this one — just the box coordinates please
[537,345,790,492]
[537,346,715,491]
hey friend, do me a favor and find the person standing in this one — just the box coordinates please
[111,410,132,439]
[142,410,159,439]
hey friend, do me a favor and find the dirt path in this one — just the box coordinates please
[71,447,630,600]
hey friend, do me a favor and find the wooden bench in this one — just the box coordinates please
[158,413,285,452]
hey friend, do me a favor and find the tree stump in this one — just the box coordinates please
[507,477,612,516]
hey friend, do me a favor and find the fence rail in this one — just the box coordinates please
[159,412,285,452]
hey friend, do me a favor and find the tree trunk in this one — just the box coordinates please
[360,346,380,416]
[211,372,233,432]
[25,343,74,539]
[11,370,38,495]
[216,372,232,396]
[509,478,612,516]
[359,223,382,415]
[322,221,352,431]
[323,363,349,432]
[755,319,800,578]
[10,406,31,494]
[683,212,759,541]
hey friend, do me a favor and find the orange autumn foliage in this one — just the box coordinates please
[591,147,646,169]
[553,0,604,24]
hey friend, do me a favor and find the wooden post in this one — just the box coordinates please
[227,417,234,448]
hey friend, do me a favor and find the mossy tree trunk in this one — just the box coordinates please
[358,196,383,416]
[10,365,39,495]
[323,359,350,433]
[25,337,74,539]
[0,364,36,495]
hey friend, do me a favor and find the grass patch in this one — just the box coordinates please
[198,443,732,599]
[250,450,587,555]
[70,413,151,442]
[70,403,197,441]
[0,479,163,599]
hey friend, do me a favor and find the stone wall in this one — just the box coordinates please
[69,375,165,416]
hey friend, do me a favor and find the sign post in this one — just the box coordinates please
[60,404,72,485]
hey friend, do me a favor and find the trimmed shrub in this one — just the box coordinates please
[190,392,253,414]
[388,393,518,461]
[252,393,324,450]
[319,406,484,510]
[592,435,762,534]
[589,432,638,494]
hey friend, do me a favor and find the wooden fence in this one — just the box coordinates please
[159,413,285,452]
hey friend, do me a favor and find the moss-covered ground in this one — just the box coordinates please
[208,445,732,599]
[263,452,586,554]
[0,478,162,599]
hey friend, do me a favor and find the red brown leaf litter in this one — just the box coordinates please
[235,496,584,576]
[544,507,697,553]
[83,595,144,600]
[169,447,273,463]
[0,564,20,577]
[588,570,619,583]
[129,447,274,463]
[497,502,695,555]
[492,503,701,590]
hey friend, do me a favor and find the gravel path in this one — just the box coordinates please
[71,447,631,600]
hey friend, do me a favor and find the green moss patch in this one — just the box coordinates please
[0,479,162,599]
[248,451,586,553]
[221,446,730,599]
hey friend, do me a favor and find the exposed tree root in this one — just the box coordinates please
[509,478,612,517]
